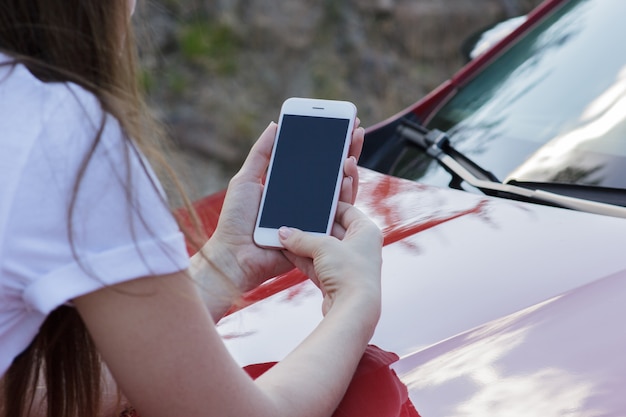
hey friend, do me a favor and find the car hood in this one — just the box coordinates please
[197,168,626,415]
[392,266,626,416]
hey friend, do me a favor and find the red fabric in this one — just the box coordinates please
[244,345,421,417]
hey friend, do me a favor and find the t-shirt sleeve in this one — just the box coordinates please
[1,84,190,315]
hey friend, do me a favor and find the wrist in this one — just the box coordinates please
[324,293,381,343]
[190,238,246,305]
[326,286,381,336]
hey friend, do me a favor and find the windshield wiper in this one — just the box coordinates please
[397,119,626,219]
[508,181,626,208]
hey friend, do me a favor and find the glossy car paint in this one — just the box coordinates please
[393,267,626,415]
[189,0,626,414]
[215,168,626,362]
[192,168,626,416]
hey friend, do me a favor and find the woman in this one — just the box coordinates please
[0,1,383,417]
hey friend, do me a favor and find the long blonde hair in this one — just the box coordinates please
[0,1,202,416]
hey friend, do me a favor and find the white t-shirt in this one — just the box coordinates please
[0,54,190,376]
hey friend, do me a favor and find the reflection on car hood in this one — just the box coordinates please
[394,267,626,415]
[199,168,626,415]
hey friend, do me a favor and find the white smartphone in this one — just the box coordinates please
[253,97,357,248]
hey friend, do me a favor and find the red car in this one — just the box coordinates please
[195,0,626,415]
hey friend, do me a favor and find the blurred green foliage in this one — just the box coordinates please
[139,68,154,93]
[178,21,240,75]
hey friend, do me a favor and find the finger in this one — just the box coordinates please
[236,122,278,182]
[338,174,354,205]
[282,251,307,272]
[282,251,319,286]
[333,202,371,232]
[348,126,365,163]
[334,203,382,250]
[330,221,347,240]
[342,156,359,204]
[278,226,334,260]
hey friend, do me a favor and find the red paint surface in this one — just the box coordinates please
[183,170,485,315]
[383,199,489,246]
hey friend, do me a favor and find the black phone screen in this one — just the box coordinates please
[259,114,350,232]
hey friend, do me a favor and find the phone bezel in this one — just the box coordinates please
[253,97,357,248]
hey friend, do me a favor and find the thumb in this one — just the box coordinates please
[237,122,277,181]
[278,227,329,259]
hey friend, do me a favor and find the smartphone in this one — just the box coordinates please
[253,97,357,248]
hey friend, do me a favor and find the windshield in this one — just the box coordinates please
[394,0,626,190]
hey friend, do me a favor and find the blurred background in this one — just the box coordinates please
[136,0,543,199]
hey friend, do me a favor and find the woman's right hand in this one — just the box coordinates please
[278,202,383,319]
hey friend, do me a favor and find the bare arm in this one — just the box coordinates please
[74,203,382,417]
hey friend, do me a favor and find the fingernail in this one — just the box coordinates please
[278,226,293,239]
[349,156,357,164]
